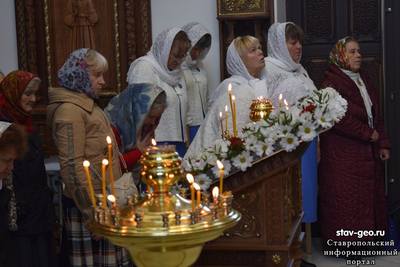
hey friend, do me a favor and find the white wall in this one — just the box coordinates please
[151,0,220,94]
[0,1,18,75]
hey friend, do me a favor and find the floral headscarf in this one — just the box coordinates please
[104,83,165,153]
[0,70,38,133]
[182,22,211,68]
[127,28,183,86]
[329,36,355,71]
[58,48,96,98]
[265,22,302,71]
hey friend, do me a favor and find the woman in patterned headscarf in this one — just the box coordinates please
[126,27,191,157]
[319,37,390,246]
[0,71,58,266]
[181,22,212,142]
[0,122,27,267]
[47,48,134,267]
[104,83,166,173]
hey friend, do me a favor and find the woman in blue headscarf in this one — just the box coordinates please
[104,83,167,172]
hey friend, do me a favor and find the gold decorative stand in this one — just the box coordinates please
[86,145,241,267]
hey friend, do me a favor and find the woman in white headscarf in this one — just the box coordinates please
[265,23,318,266]
[126,27,191,157]
[182,22,212,143]
[209,36,268,105]
[186,36,266,155]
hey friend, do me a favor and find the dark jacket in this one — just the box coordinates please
[9,130,58,236]
[0,186,11,267]
[318,64,391,241]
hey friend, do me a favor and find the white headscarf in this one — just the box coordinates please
[265,22,302,72]
[181,22,211,69]
[209,38,268,104]
[127,27,183,86]
[0,121,12,139]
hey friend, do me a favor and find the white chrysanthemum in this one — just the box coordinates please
[211,159,232,177]
[180,158,192,172]
[212,139,230,157]
[260,124,279,142]
[276,125,293,137]
[280,133,300,152]
[297,121,318,141]
[286,105,302,125]
[231,151,253,172]
[314,106,333,128]
[205,151,218,166]
[244,135,258,151]
[254,140,275,157]
[299,111,313,122]
[194,174,212,191]
[191,157,207,172]
[170,183,182,195]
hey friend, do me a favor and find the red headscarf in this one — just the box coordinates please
[0,70,39,133]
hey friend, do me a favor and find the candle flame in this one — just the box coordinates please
[107,195,116,203]
[212,187,219,197]
[216,160,224,170]
[279,94,282,100]
[228,83,232,92]
[151,138,157,146]
[284,99,288,105]
[102,159,109,165]
[106,136,112,145]
[193,183,200,191]
[260,95,263,99]
[219,111,222,118]
[260,111,264,118]
[232,95,235,101]
[186,173,194,183]
[225,105,228,112]
[83,160,90,167]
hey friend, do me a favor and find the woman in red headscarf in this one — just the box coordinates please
[0,70,58,267]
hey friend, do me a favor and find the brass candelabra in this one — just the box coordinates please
[86,144,241,267]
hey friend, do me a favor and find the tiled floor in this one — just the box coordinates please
[302,237,400,267]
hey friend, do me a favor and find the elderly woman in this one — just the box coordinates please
[186,36,266,155]
[319,37,390,246]
[104,83,167,174]
[0,122,27,267]
[181,22,212,142]
[127,27,191,157]
[47,48,133,266]
[0,71,58,266]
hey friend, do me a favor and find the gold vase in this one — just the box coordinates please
[249,98,274,122]
[86,144,241,267]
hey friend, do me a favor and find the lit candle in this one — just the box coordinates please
[83,160,96,207]
[101,159,108,207]
[219,111,224,135]
[193,182,201,209]
[228,84,233,115]
[225,105,228,133]
[106,136,116,197]
[212,186,219,208]
[216,160,224,193]
[232,95,237,137]
[284,99,289,110]
[107,194,118,214]
[186,173,195,212]
[279,94,283,108]
[150,138,159,152]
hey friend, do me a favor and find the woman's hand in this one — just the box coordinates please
[369,129,379,143]
[136,129,152,153]
[380,149,390,161]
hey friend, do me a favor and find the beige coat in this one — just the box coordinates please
[47,87,121,214]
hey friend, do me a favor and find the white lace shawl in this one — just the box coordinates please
[185,84,255,157]
[127,27,182,86]
[266,72,309,107]
[265,22,302,72]
[181,22,211,69]
[209,40,268,104]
